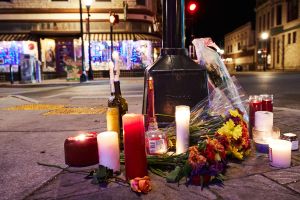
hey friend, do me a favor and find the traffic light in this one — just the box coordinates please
[187,1,199,14]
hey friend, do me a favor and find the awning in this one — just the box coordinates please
[0,33,36,41]
[83,32,161,42]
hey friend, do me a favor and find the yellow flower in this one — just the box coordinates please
[229,109,241,118]
[217,119,242,140]
[231,146,243,160]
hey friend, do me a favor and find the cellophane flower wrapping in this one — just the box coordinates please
[146,37,251,186]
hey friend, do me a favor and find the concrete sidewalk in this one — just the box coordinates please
[0,92,299,200]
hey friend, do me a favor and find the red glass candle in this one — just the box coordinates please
[64,132,99,167]
[261,94,273,112]
[123,114,148,180]
[249,95,262,137]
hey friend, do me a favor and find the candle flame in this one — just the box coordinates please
[74,134,86,141]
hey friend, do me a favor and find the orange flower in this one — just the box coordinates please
[188,146,207,169]
[130,176,152,194]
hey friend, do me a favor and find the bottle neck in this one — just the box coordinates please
[147,78,155,118]
[114,81,122,97]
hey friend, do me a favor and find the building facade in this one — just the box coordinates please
[223,22,256,72]
[255,0,299,70]
[0,0,162,80]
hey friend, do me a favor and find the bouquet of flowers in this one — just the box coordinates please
[215,109,251,160]
[147,78,251,187]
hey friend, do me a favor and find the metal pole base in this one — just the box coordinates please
[80,73,88,82]
[88,69,94,80]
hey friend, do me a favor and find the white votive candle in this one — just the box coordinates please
[255,111,273,131]
[176,105,190,154]
[97,131,120,172]
[269,139,292,168]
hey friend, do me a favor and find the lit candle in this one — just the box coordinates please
[64,132,99,167]
[97,131,120,172]
[269,139,291,168]
[123,114,148,180]
[176,105,190,154]
[106,107,120,135]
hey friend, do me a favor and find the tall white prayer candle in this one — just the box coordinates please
[97,131,120,172]
[176,105,190,154]
[269,139,291,168]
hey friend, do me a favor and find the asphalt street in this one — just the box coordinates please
[1,72,300,110]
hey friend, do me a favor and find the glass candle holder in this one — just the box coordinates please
[249,95,262,136]
[260,94,273,112]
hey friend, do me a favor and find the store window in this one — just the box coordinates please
[292,32,297,43]
[288,33,291,44]
[74,40,153,71]
[0,41,37,72]
[287,0,299,22]
[276,5,282,26]
[276,40,280,64]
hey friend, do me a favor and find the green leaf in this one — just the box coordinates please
[166,166,182,183]
[92,165,114,185]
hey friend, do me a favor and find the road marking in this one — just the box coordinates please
[42,92,70,99]
[9,95,39,104]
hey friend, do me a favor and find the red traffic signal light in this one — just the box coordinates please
[187,1,198,14]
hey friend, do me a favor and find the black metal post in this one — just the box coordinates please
[110,24,113,62]
[9,64,14,84]
[162,0,185,48]
[87,6,94,80]
[79,0,87,82]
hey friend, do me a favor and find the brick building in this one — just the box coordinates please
[255,0,299,71]
[223,22,256,72]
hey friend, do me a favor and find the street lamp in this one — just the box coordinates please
[84,0,94,80]
[109,13,119,61]
[260,32,269,71]
[79,0,87,82]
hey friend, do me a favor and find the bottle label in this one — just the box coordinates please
[148,138,167,154]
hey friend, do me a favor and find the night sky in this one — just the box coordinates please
[185,0,256,47]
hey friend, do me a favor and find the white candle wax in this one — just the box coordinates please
[176,105,190,154]
[269,139,291,168]
[255,111,273,131]
[97,131,120,172]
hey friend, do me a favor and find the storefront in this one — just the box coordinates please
[39,32,161,78]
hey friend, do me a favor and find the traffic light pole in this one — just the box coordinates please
[87,6,94,80]
[79,0,87,83]
[110,24,113,62]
